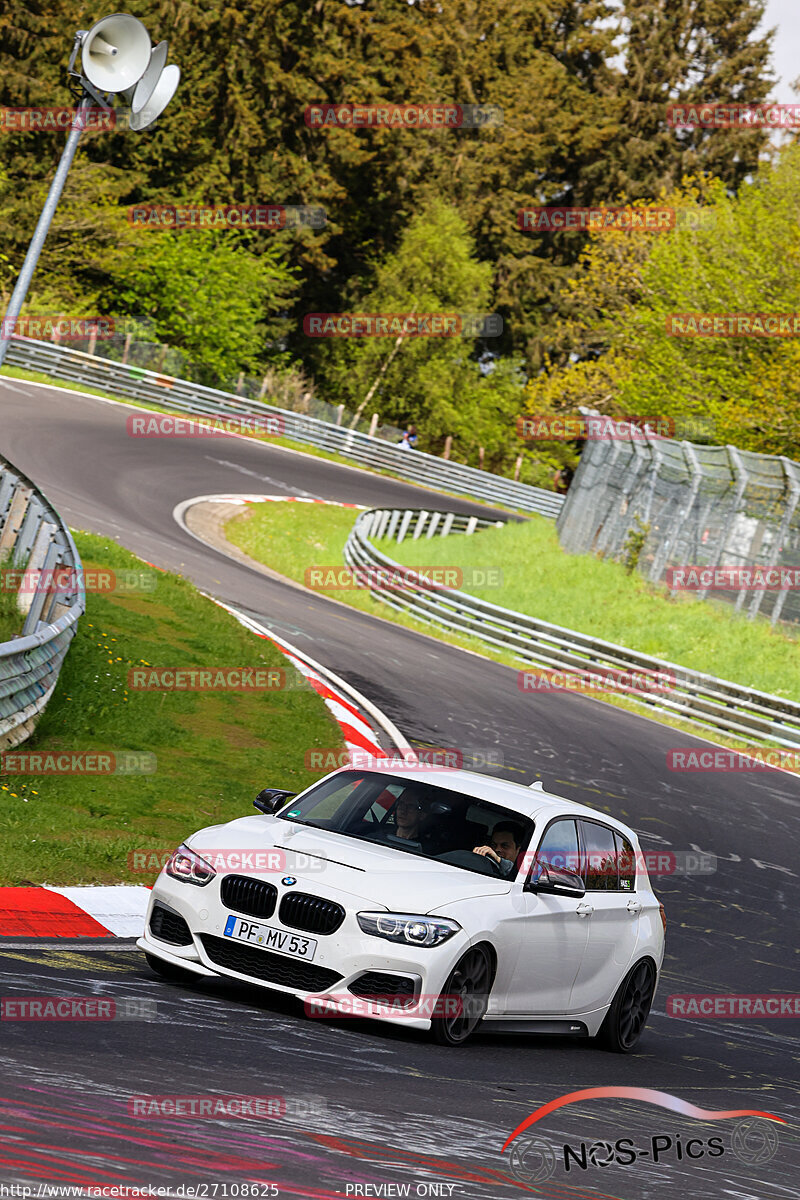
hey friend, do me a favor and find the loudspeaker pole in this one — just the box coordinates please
[0,13,179,372]
[0,99,90,369]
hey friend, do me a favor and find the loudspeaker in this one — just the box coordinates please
[132,41,169,113]
[81,14,151,94]
[129,64,180,131]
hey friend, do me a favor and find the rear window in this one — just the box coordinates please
[580,821,619,890]
[615,831,637,891]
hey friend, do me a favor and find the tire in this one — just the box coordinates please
[144,951,197,985]
[431,945,494,1047]
[598,958,656,1053]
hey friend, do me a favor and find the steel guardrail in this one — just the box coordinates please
[344,507,800,749]
[4,338,564,518]
[0,456,85,750]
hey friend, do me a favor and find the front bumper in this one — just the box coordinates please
[139,873,468,1031]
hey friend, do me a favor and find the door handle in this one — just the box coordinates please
[627,899,642,914]
[576,903,594,917]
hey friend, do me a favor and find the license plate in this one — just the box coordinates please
[223,915,317,961]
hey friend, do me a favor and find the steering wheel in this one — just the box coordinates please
[476,851,504,876]
[431,849,505,876]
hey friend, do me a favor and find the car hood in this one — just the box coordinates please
[185,815,511,910]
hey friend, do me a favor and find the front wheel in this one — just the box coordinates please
[431,945,494,1047]
[598,958,656,1053]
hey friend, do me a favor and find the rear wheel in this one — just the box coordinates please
[431,945,493,1047]
[598,959,656,1053]
[144,951,196,985]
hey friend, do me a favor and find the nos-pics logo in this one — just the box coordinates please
[503,1088,783,1184]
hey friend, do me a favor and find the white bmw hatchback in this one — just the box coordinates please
[138,767,665,1051]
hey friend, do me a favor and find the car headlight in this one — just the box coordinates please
[357,912,460,948]
[166,844,216,887]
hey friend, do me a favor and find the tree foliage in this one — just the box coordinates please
[526,149,800,456]
[0,0,781,459]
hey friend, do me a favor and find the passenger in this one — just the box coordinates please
[472,821,525,877]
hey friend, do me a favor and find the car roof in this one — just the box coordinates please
[327,766,639,841]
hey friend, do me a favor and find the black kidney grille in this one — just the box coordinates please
[349,972,418,1007]
[149,902,192,946]
[221,874,278,920]
[278,892,345,935]
[199,934,342,992]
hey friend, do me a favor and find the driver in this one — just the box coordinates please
[472,821,525,877]
[386,788,436,845]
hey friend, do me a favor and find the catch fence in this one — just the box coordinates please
[557,414,800,626]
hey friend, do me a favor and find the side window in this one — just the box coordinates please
[532,819,580,880]
[363,783,404,823]
[615,831,636,891]
[580,821,618,891]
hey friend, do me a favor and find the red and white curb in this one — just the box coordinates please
[174,492,365,511]
[0,885,152,939]
[1,584,409,940]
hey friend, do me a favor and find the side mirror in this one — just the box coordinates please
[526,865,586,898]
[254,788,296,815]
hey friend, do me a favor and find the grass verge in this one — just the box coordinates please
[376,516,800,700]
[0,556,21,643]
[223,501,800,751]
[0,532,343,885]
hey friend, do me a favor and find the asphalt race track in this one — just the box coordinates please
[1,377,798,1200]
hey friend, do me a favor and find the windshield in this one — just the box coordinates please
[277,771,535,878]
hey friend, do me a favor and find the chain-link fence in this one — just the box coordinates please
[556,414,800,627]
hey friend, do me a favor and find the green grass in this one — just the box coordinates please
[224,501,484,629]
[0,556,21,643]
[376,516,800,700]
[224,501,800,745]
[0,532,342,885]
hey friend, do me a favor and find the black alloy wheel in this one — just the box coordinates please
[599,958,656,1052]
[431,945,493,1047]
